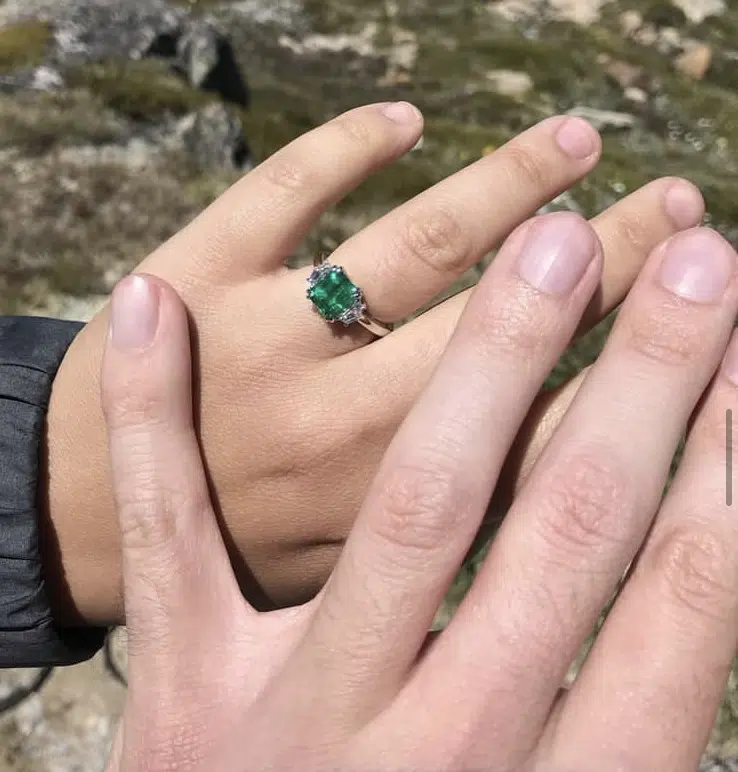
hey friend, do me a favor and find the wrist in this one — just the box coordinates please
[39,310,123,627]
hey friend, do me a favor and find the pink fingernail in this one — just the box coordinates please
[555,117,599,159]
[658,229,735,304]
[110,275,160,351]
[381,101,422,124]
[721,332,738,386]
[663,180,704,230]
[517,212,597,295]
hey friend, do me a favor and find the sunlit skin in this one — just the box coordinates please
[42,103,705,630]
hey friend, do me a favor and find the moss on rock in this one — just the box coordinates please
[0,21,52,74]
[67,59,213,120]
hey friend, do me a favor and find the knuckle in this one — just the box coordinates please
[372,461,469,556]
[116,482,180,553]
[609,209,653,255]
[468,292,547,359]
[623,307,703,368]
[331,112,374,151]
[534,450,631,560]
[503,142,552,191]
[690,391,733,450]
[104,379,169,431]
[262,152,310,194]
[648,524,738,625]
[398,208,471,277]
[115,464,211,554]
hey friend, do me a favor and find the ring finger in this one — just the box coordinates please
[295,114,602,348]
[546,330,738,771]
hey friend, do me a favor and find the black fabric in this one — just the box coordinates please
[0,317,106,667]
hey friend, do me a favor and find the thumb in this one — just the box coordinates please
[101,274,246,663]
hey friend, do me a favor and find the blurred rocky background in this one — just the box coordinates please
[1,0,738,768]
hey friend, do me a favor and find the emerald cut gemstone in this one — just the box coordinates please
[307,265,365,324]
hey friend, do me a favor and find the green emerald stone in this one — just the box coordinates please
[307,267,361,322]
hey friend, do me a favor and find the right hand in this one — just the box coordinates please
[43,102,705,623]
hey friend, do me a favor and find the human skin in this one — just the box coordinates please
[40,101,706,626]
[104,216,738,771]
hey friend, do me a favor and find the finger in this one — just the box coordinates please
[545,332,738,772]
[405,228,738,769]
[289,212,603,721]
[353,176,704,512]
[485,366,587,529]
[101,275,246,661]
[386,175,705,362]
[582,176,704,331]
[298,115,601,345]
[139,102,423,281]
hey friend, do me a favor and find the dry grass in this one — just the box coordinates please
[0,91,125,154]
[0,140,236,313]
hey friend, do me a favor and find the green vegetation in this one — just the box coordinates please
[235,84,318,158]
[171,0,223,10]
[67,59,213,120]
[0,21,51,74]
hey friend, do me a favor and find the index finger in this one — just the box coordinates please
[139,102,424,282]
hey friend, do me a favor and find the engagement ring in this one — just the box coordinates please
[307,256,392,338]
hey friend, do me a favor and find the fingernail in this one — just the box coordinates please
[721,331,738,386]
[658,229,735,304]
[110,275,160,351]
[381,101,422,124]
[555,117,599,159]
[663,180,704,229]
[517,212,597,295]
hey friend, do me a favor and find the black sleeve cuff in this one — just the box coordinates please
[0,316,107,668]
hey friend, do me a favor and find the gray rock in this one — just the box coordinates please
[0,0,252,170]
[174,102,252,171]
[485,69,534,99]
[1,0,251,107]
[671,0,726,25]
[170,18,250,107]
[491,0,610,26]
[0,65,64,94]
[701,760,738,772]
[566,105,637,132]
[0,655,125,771]
[0,0,186,65]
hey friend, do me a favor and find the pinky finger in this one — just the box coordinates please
[101,275,246,665]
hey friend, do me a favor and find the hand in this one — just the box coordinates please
[103,216,738,772]
[43,102,706,624]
